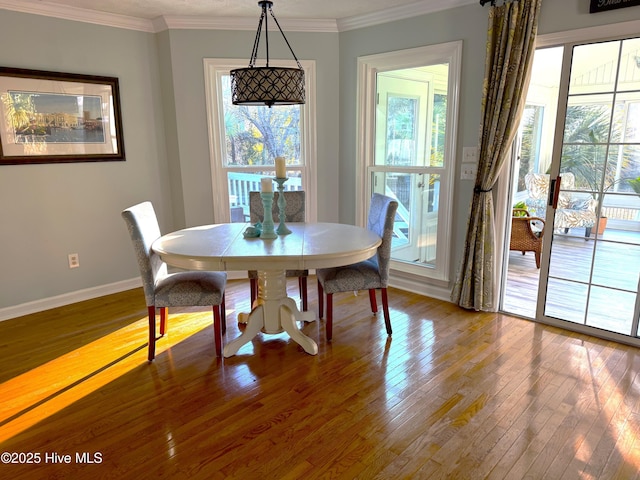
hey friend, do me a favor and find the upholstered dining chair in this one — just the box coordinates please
[248,190,309,310]
[316,193,398,341]
[122,201,227,361]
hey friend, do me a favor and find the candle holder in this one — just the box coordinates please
[259,192,277,239]
[274,177,291,235]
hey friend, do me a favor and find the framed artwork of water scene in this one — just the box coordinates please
[0,67,125,165]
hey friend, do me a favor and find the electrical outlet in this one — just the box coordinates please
[68,253,80,269]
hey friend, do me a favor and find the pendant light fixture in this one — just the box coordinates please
[230,1,305,107]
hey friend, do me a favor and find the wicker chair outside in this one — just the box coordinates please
[509,208,545,269]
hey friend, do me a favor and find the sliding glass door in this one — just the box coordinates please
[502,36,640,346]
[540,38,640,342]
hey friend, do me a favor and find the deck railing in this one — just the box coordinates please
[227,172,414,242]
[228,172,302,221]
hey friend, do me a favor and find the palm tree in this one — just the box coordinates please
[628,176,640,195]
[560,103,614,193]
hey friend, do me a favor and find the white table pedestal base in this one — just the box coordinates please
[223,270,318,357]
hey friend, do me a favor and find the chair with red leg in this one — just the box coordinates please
[316,193,398,341]
[122,201,227,361]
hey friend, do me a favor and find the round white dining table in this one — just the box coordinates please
[151,222,381,357]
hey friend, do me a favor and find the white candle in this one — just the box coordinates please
[275,156,286,179]
[261,177,272,192]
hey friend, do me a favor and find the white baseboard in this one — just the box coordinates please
[0,278,142,322]
[389,271,452,303]
[0,271,252,322]
[0,270,450,323]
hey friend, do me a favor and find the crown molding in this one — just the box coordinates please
[157,16,338,33]
[0,0,476,34]
[338,0,477,31]
[0,0,155,32]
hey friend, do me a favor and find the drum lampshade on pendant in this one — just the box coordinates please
[230,1,305,107]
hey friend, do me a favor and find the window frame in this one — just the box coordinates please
[356,41,462,282]
[204,58,317,223]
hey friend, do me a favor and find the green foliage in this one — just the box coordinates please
[430,94,447,167]
[560,104,629,194]
[518,105,544,191]
[513,201,528,216]
[628,177,640,195]
[561,104,609,192]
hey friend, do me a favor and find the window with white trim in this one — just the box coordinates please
[204,59,317,224]
[357,42,462,281]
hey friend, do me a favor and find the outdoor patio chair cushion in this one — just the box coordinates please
[524,173,596,234]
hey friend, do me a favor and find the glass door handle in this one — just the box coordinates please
[548,175,562,209]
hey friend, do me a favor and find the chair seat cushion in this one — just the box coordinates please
[317,259,383,294]
[155,271,226,307]
[555,208,596,229]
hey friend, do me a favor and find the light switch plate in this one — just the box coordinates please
[462,146,478,164]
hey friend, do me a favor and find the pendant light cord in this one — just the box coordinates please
[248,7,266,68]
[267,5,303,70]
[247,1,303,71]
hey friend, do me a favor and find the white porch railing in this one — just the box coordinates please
[227,172,302,221]
[226,172,420,242]
[384,186,409,244]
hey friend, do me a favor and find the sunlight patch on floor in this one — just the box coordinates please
[0,311,214,443]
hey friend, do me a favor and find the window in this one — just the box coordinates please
[357,42,462,281]
[204,59,317,224]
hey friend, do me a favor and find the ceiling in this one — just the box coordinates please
[0,0,477,24]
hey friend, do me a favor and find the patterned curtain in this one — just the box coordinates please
[451,0,542,311]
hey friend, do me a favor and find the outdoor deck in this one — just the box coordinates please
[502,226,640,337]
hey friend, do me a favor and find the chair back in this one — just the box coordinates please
[526,172,577,209]
[367,193,398,286]
[510,216,537,246]
[556,172,579,209]
[249,190,305,224]
[525,173,549,200]
[121,202,167,306]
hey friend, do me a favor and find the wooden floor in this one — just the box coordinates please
[502,250,541,318]
[2,279,640,479]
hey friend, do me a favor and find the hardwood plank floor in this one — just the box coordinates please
[2,279,640,479]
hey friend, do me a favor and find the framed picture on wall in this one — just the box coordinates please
[0,67,125,165]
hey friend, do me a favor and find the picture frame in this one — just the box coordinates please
[0,67,125,165]
[590,0,640,14]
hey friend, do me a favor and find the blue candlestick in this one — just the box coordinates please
[274,177,291,235]
[259,192,277,239]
